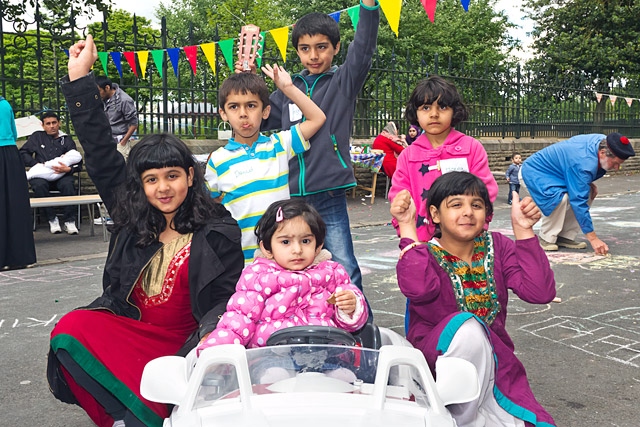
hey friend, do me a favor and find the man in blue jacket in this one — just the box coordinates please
[521,133,635,255]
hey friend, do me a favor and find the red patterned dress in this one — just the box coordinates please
[50,234,196,427]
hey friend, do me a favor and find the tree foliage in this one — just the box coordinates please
[523,0,640,90]
[0,0,111,24]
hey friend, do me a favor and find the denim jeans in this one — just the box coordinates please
[294,190,372,319]
[507,183,520,204]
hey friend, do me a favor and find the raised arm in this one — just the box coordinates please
[261,63,325,141]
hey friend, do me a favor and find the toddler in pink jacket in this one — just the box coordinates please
[197,199,368,354]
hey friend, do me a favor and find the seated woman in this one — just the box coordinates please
[372,121,407,178]
[391,171,557,427]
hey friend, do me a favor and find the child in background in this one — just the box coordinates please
[405,124,421,145]
[505,152,522,205]
[391,172,556,427]
[197,199,367,375]
[205,65,325,263]
[259,0,380,300]
[388,75,498,242]
[48,35,244,427]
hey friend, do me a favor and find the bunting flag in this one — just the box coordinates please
[63,49,69,57]
[110,51,123,77]
[183,45,199,74]
[346,6,360,31]
[123,51,137,77]
[257,31,266,68]
[151,50,164,78]
[218,38,235,71]
[421,0,438,23]
[609,95,617,106]
[594,92,640,107]
[626,97,634,107]
[91,1,481,77]
[137,51,149,79]
[200,42,217,75]
[596,93,603,103]
[379,0,402,36]
[97,51,109,76]
[167,48,180,76]
[269,27,289,63]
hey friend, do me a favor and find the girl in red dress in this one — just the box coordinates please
[47,36,244,427]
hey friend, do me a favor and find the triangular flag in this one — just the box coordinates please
[218,38,235,71]
[626,97,634,107]
[609,95,617,106]
[595,92,603,103]
[123,51,138,77]
[97,52,109,76]
[460,0,471,11]
[183,45,198,75]
[269,27,289,63]
[63,49,69,57]
[257,31,266,68]
[150,50,164,78]
[421,0,437,23]
[110,51,123,77]
[379,0,402,36]
[200,42,217,76]
[137,51,149,79]
[167,48,180,76]
[347,6,360,31]
[329,11,341,23]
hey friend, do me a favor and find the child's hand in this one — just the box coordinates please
[334,290,356,316]
[511,192,541,234]
[234,59,257,74]
[67,35,98,82]
[261,64,293,91]
[390,190,416,224]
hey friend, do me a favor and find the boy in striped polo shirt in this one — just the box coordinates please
[205,64,325,262]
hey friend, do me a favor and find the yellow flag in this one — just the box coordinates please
[137,51,149,78]
[269,27,289,63]
[200,42,217,75]
[379,0,402,36]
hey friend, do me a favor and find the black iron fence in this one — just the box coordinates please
[2,5,639,140]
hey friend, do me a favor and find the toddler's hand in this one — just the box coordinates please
[261,64,292,90]
[390,190,416,224]
[334,290,356,316]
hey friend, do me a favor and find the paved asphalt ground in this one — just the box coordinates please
[1,173,639,426]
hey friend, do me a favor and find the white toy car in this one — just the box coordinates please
[141,326,479,427]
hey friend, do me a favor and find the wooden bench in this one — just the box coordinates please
[29,195,105,239]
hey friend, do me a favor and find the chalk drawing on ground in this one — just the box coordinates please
[520,307,640,367]
[545,253,639,270]
[0,265,97,286]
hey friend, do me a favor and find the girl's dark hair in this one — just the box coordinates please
[405,75,469,128]
[111,133,228,247]
[427,172,493,238]
[292,12,341,49]
[255,199,326,251]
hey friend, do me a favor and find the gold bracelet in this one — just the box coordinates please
[399,241,425,259]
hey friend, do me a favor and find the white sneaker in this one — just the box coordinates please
[49,217,62,234]
[64,221,79,235]
[94,217,114,225]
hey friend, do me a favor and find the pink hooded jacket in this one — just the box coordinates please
[388,129,498,241]
[197,249,368,352]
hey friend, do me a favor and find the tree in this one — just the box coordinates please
[0,0,111,24]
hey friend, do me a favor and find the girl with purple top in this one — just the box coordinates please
[390,172,556,427]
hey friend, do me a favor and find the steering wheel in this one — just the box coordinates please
[266,326,357,347]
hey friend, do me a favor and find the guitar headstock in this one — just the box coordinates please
[238,25,263,72]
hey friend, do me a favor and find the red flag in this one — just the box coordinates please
[421,0,437,23]
[123,51,138,77]
[183,45,198,75]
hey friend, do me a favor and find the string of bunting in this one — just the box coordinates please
[595,92,640,108]
[63,0,471,78]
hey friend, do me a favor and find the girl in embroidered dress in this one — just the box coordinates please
[391,171,557,427]
[47,36,244,427]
